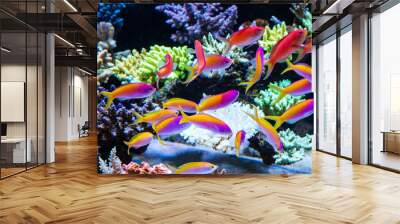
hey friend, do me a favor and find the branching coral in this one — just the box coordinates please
[273,129,312,165]
[97,22,116,70]
[290,4,312,33]
[179,102,264,154]
[98,3,126,30]
[254,79,304,116]
[258,22,288,56]
[156,3,238,44]
[98,147,123,174]
[112,45,194,84]
[202,33,249,64]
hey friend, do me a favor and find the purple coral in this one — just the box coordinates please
[156,3,238,44]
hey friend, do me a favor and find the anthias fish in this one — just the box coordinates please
[281,60,312,81]
[265,29,308,79]
[266,99,314,129]
[235,130,246,157]
[156,54,174,88]
[180,111,232,135]
[220,26,264,53]
[197,90,239,112]
[270,79,312,105]
[163,98,198,113]
[239,47,265,93]
[124,132,153,154]
[194,40,206,79]
[294,38,312,63]
[185,54,232,84]
[100,83,156,109]
[244,107,283,152]
[153,116,191,143]
[175,162,218,174]
[133,109,178,124]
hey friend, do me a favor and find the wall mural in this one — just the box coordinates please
[97,3,313,175]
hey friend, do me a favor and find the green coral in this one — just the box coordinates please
[254,79,304,116]
[112,45,194,84]
[274,129,312,165]
[291,4,312,33]
[201,33,249,64]
[258,22,288,56]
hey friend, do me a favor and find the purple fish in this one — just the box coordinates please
[153,116,191,138]
[100,83,156,109]
[180,111,232,135]
[266,99,314,129]
[197,90,239,112]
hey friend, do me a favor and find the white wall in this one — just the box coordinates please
[54,66,89,141]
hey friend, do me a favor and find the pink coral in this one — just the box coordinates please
[121,161,172,175]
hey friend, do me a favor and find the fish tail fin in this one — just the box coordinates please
[179,109,189,124]
[123,141,131,154]
[236,147,240,157]
[294,49,304,63]
[281,60,294,75]
[239,81,254,94]
[100,91,114,110]
[264,60,274,80]
[269,85,286,105]
[156,134,166,145]
[132,111,143,124]
[265,116,283,130]
[183,67,197,85]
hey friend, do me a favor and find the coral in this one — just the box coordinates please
[258,22,288,56]
[201,33,249,64]
[97,22,116,70]
[273,129,312,165]
[122,161,172,174]
[98,147,123,174]
[112,45,194,84]
[179,102,264,154]
[290,4,312,32]
[97,81,160,144]
[156,3,238,44]
[254,79,305,116]
[98,3,126,30]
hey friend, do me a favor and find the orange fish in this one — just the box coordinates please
[234,130,246,157]
[197,90,239,112]
[270,79,312,105]
[180,111,232,135]
[243,107,283,152]
[266,99,314,129]
[239,47,264,94]
[124,132,153,154]
[100,83,156,109]
[132,109,178,125]
[294,38,312,63]
[219,26,265,53]
[156,54,174,88]
[281,60,312,82]
[163,98,198,113]
[175,162,218,174]
[265,29,308,79]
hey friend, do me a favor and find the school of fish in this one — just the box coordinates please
[100,22,313,174]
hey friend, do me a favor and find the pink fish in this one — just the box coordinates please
[163,98,198,113]
[239,47,264,93]
[244,107,283,152]
[195,40,206,77]
[124,132,153,154]
[156,54,174,88]
[184,54,232,84]
[234,130,246,157]
[197,90,239,112]
[100,83,156,109]
[175,162,218,174]
[265,29,308,79]
[270,79,312,105]
[294,38,312,63]
[219,26,265,53]
[153,116,191,144]
[180,111,232,135]
[281,60,312,81]
[266,99,314,129]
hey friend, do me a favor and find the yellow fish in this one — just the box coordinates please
[124,132,154,154]
[175,162,218,174]
[133,109,178,124]
[239,47,264,94]
[163,98,198,113]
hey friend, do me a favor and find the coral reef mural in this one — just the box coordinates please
[97,3,313,175]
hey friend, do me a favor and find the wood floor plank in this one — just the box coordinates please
[0,135,399,224]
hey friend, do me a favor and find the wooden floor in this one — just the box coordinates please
[0,136,400,224]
